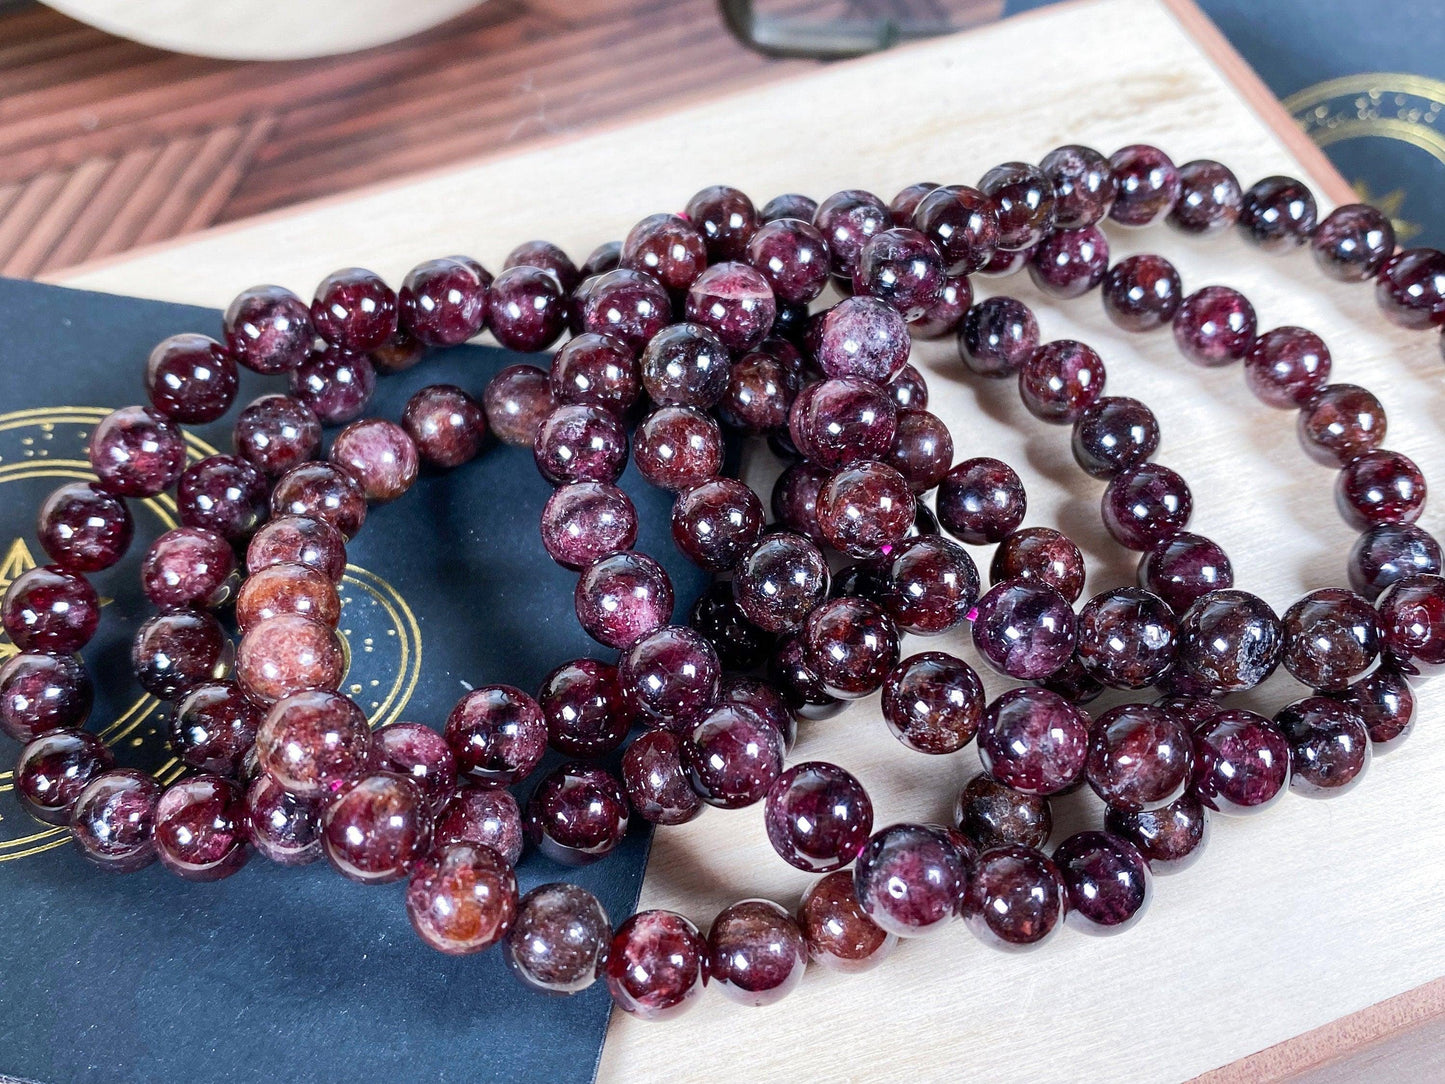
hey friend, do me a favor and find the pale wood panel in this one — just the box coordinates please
[49,1,1445,1080]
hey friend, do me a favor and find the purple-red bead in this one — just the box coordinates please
[1191,709,1291,815]
[707,899,808,1007]
[978,687,1089,795]
[960,843,1066,951]
[854,822,973,938]
[525,761,630,866]
[764,761,873,872]
[604,910,709,1021]
[1053,831,1151,934]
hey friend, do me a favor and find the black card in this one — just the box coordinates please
[0,277,704,1084]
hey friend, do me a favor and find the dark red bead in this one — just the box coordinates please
[885,409,952,494]
[979,161,1056,250]
[684,702,785,808]
[633,406,721,492]
[232,393,322,476]
[1102,253,1182,332]
[972,580,1076,681]
[813,189,890,276]
[685,184,758,261]
[235,562,339,633]
[770,461,828,542]
[854,227,944,319]
[1311,204,1395,282]
[789,375,897,470]
[402,384,487,468]
[444,685,546,786]
[961,844,1065,951]
[88,405,186,498]
[639,323,729,409]
[855,823,971,938]
[746,217,831,305]
[1335,449,1426,529]
[1176,589,1282,693]
[881,650,984,754]
[1076,587,1176,689]
[1298,383,1387,467]
[958,296,1038,378]
[2,564,99,654]
[13,727,113,825]
[621,212,708,292]
[246,779,320,865]
[433,785,524,865]
[1102,462,1191,550]
[978,687,1088,794]
[406,841,517,956]
[1277,695,1370,796]
[487,265,566,352]
[398,256,488,346]
[911,275,972,339]
[954,772,1051,850]
[1192,709,1290,814]
[329,418,418,503]
[1070,396,1159,480]
[37,482,133,573]
[1085,702,1192,811]
[1173,286,1256,367]
[236,614,345,703]
[604,910,708,1021]
[1377,573,1445,668]
[483,363,554,448]
[937,456,1026,545]
[322,771,430,883]
[733,531,829,633]
[1244,326,1332,408]
[575,550,673,649]
[369,331,424,374]
[177,454,268,542]
[797,870,895,972]
[883,535,980,635]
[255,688,372,798]
[888,182,938,225]
[1108,144,1180,226]
[1349,523,1443,601]
[504,240,579,293]
[688,582,774,671]
[1138,532,1233,613]
[71,768,161,872]
[224,284,313,374]
[246,514,346,583]
[718,345,801,431]
[374,721,457,811]
[532,404,628,485]
[1020,339,1105,423]
[671,477,763,572]
[1238,175,1318,251]
[168,682,261,776]
[761,193,817,222]
[801,597,899,699]
[131,610,231,700]
[1338,663,1415,750]
[768,634,843,721]
[1106,793,1209,873]
[1376,247,1445,329]
[289,345,376,425]
[715,676,792,749]
[1028,226,1108,298]
[619,624,720,729]
[503,883,610,994]
[684,261,775,353]
[153,774,249,881]
[551,332,641,414]
[764,761,872,872]
[911,184,998,275]
[707,899,807,1007]
[1040,144,1115,228]
[812,296,911,384]
[0,651,91,743]
[1281,588,1379,689]
[145,333,238,424]
[1054,831,1151,934]
[311,267,397,351]
[621,729,703,826]
[525,761,629,866]
[576,268,672,352]
[1168,159,1242,235]
[816,460,915,559]
[540,481,637,570]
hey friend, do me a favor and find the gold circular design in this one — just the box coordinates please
[1285,73,1445,167]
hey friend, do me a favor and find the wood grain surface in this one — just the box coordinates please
[46,0,1445,1079]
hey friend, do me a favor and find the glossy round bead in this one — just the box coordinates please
[719,345,801,432]
[486,265,566,352]
[1276,696,1371,797]
[401,384,487,468]
[139,528,234,612]
[880,535,979,635]
[771,461,828,541]
[1243,327,1331,409]
[1028,226,1108,298]
[290,345,376,425]
[812,295,911,384]
[990,527,1085,603]
[1168,159,1242,234]
[1019,339,1105,424]
[910,184,997,276]
[685,184,758,260]
[369,332,424,374]
[1108,144,1179,226]
[575,551,674,649]
[503,883,611,994]
[620,212,707,292]
[888,182,938,225]
[247,515,346,584]
[880,650,983,754]
[575,268,672,352]
[789,374,897,470]
[716,674,793,748]
[232,393,321,477]
[684,702,785,808]
[768,634,844,722]
[525,762,629,866]
[549,333,639,415]
[310,267,396,351]
[71,768,161,872]
[1106,794,1209,874]
[224,284,313,374]
[1173,286,1256,367]
[434,785,524,865]
[937,457,1026,545]
[960,843,1064,951]
[1281,588,1379,689]
[798,870,896,972]
[321,771,430,883]
[954,772,1051,850]
[271,461,367,540]
[888,362,929,410]
[1238,175,1318,251]
[707,899,807,1007]
[328,418,419,502]
[854,823,971,938]
[958,296,1039,378]
[1040,144,1115,228]
[1349,523,1443,601]
[13,728,113,825]
[88,405,186,498]
[504,240,578,292]
[1085,703,1192,812]
[0,652,91,743]
[1311,204,1395,282]
[1138,532,1233,613]
[633,406,721,492]
[37,482,134,573]
[639,323,728,409]
[1335,449,1426,530]
[1339,663,1415,750]
[1192,709,1291,814]
[483,363,554,448]
[533,404,628,486]
[621,729,703,826]
[1101,253,1183,332]
[255,689,372,798]
[1377,573,1445,668]
[619,625,720,729]
[684,261,775,353]
[853,227,944,318]
[761,192,817,222]
[978,687,1088,795]
[168,682,261,776]
[816,461,915,559]
[244,773,322,865]
[813,188,890,275]
[374,722,457,811]
[972,581,1076,681]
[1054,831,1151,934]
[144,333,238,423]
[801,597,899,699]
[604,910,708,1021]
[177,454,268,543]
[405,842,517,955]
[539,482,637,571]
[689,582,774,671]
[153,774,249,881]
[444,684,546,787]
[745,216,831,305]
[1076,587,1176,690]
[1,565,99,655]
[1298,383,1387,467]
[979,161,1056,249]
[236,614,345,703]
[884,409,953,496]
[397,256,487,345]
[764,762,872,872]
[1175,589,1282,693]
[1102,462,1192,550]
[733,531,829,633]
[671,478,763,572]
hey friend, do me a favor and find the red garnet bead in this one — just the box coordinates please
[247,515,347,584]
[434,786,524,865]
[883,535,980,635]
[1311,204,1395,282]
[881,651,985,754]
[1106,793,1209,874]
[540,482,638,571]
[269,457,370,539]
[236,613,346,703]
[1334,449,1426,530]
[177,454,269,542]
[153,774,250,881]
[1237,175,1317,251]
[321,771,431,884]
[954,771,1052,850]
[525,762,630,866]
[88,405,186,498]
[604,910,709,1021]
[503,883,611,995]
[619,624,721,729]
[1076,587,1177,690]
[764,761,873,872]
[374,722,457,811]
[1377,248,1445,329]
[621,212,708,292]
[168,682,262,776]
[1281,588,1379,689]
[444,685,547,787]
[885,408,953,493]
[1019,339,1106,424]
[295,349,375,426]
[144,333,238,423]
[1028,226,1109,299]
[937,457,1027,545]
[684,702,786,809]
[238,559,340,631]
[245,773,323,866]
[488,265,567,352]
[575,550,674,649]
[733,531,829,633]
[719,345,801,432]
[1108,144,1180,227]
[672,478,765,573]
[406,841,517,955]
[1338,663,1415,751]
[959,296,1040,377]
[745,217,831,305]
[639,323,729,409]
[575,268,672,352]
[789,375,897,469]
[633,406,722,492]
[769,633,844,722]
[539,658,629,759]
[854,227,945,318]
[402,384,487,468]
[483,364,554,448]
[621,729,704,826]
[142,527,237,610]
[0,651,92,743]
[971,581,1076,681]
[71,768,162,873]
[707,899,808,1007]
[1085,703,1193,811]
[328,418,420,503]
[1243,327,1332,409]
[771,461,828,541]
[224,285,314,374]
[1175,589,1282,693]
[1276,696,1371,796]
[1138,532,1233,613]
[960,844,1066,951]
[233,393,322,477]
[1040,144,1116,228]
[1297,384,1386,467]
[813,296,912,384]
[1101,253,1183,332]
[814,189,890,276]
[1053,831,1151,935]
[1348,523,1443,601]
[1168,159,1242,235]
[1172,285,1257,367]
[816,460,916,559]
[797,869,896,972]
[550,332,640,414]
[979,161,1056,250]
[399,256,489,346]
[1102,462,1192,550]
[13,728,114,825]
[505,240,578,292]
[1377,574,1445,669]
[2,564,100,654]
[802,597,900,699]
[686,184,759,261]
[311,267,398,352]
[533,403,629,486]
[685,261,776,354]
[37,482,134,573]
[978,687,1089,795]
[990,527,1085,602]
[255,689,373,799]
[854,822,973,938]
[1191,709,1291,815]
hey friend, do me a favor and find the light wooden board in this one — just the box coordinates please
[49,1,1445,1079]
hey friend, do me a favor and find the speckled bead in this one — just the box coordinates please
[1191,709,1291,815]
[1054,831,1151,934]
[960,844,1066,951]
[978,687,1089,795]
[707,899,808,1007]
